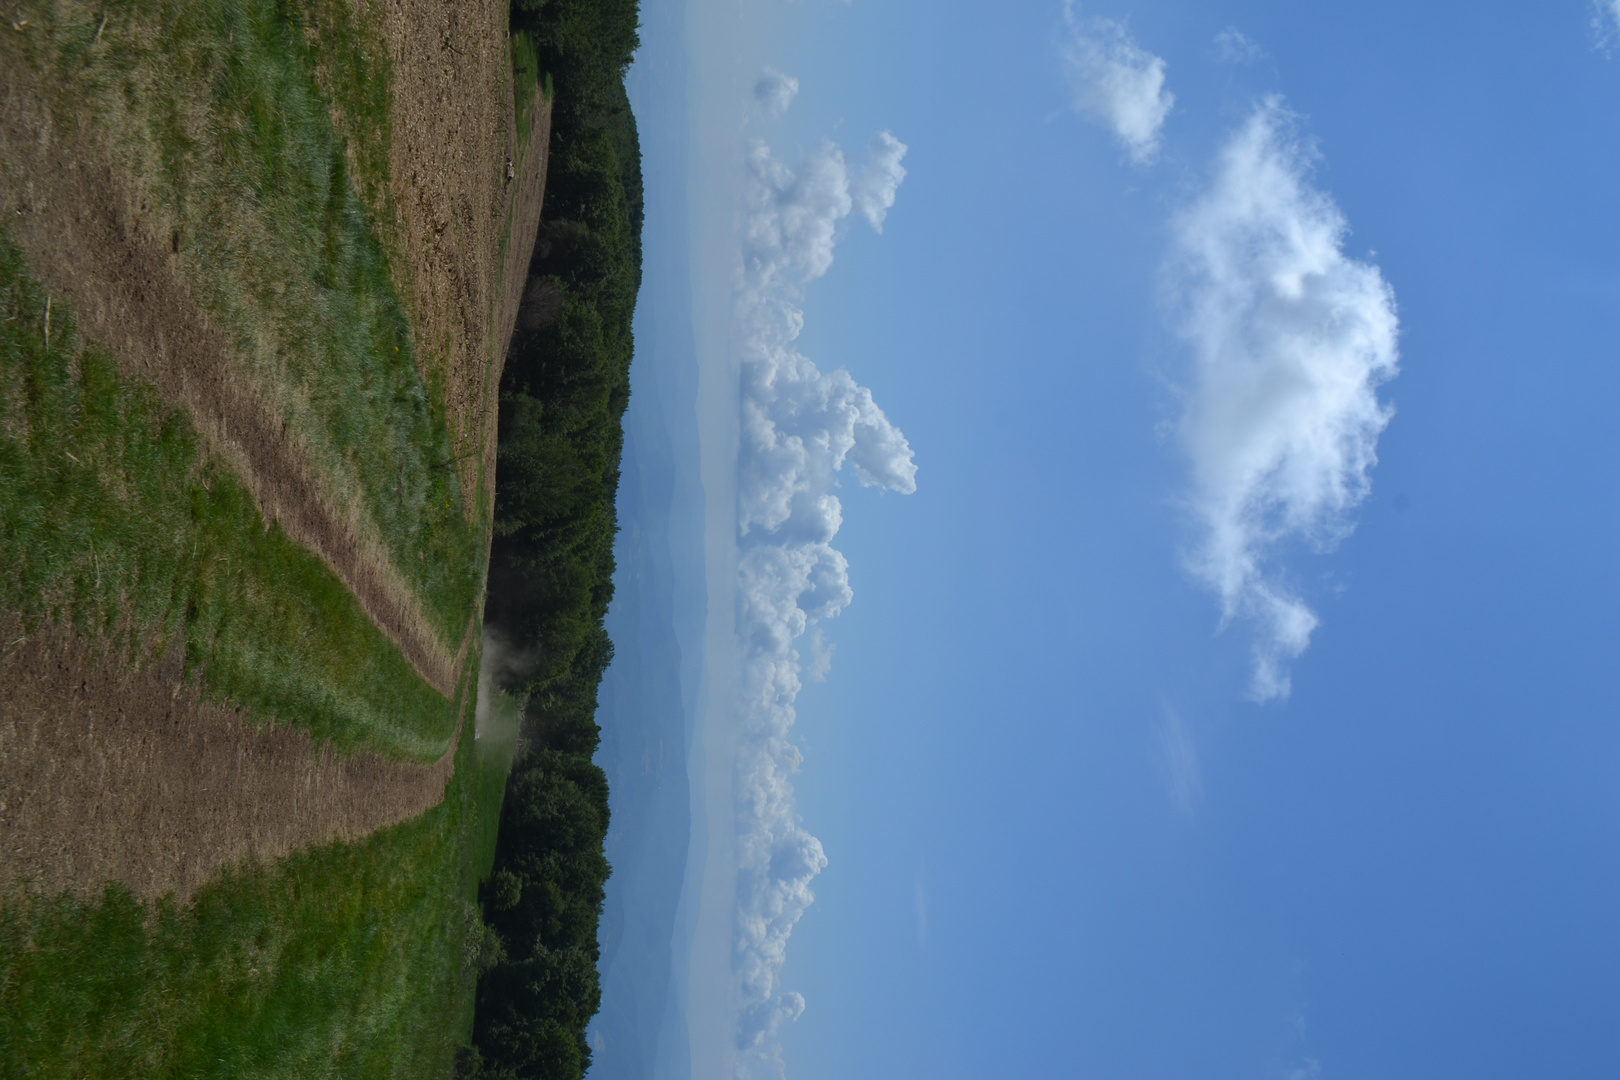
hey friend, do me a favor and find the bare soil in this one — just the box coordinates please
[0,618,463,903]
[375,0,553,515]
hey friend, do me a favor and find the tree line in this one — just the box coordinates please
[462,1,642,1077]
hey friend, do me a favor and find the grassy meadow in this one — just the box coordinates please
[0,669,523,1080]
[10,0,490,650]
[0,242,454,758]
[0,0,548,1073]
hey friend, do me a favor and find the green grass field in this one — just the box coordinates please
[0,241,455,759]
[13,0,489,650]
[0,669,522,1080]
[513,31,546,160]
[0,0,540,1072]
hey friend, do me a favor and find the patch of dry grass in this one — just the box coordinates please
[5,0,487,651]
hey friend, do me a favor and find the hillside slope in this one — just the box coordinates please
[0,1,554,1074]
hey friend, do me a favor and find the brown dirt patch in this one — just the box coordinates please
[377,0,553,514]
[0,619,464,903]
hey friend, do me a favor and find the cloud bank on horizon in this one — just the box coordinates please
[731,77,916,1079]
[1061,2,1174,163]
[1169,98,1399,700]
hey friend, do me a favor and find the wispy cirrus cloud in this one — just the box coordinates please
[1156,704,1203,817]
[732,80,916,1079]
[1214,27,1266,65]
[1594,1,1620,50]
[1060,2,1174,164]
[1169,98,1398,700]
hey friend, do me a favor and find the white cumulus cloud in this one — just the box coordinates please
[851,131,908,232]
[1169,98,1399,701]
[731,129,916,1077]
[1061,2,1174,164]
[754,67,800,118]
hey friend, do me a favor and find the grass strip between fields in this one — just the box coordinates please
[0,661,521,1080]
[11,0,487,652]
[0,236,455,761]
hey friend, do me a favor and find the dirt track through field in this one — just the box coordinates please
[378,0,554,512]
[0,61,462,698]
[0,620,464,903]
[0,5,552,901]
[0,16,551,699]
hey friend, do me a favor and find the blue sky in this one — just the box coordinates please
[595,2,1620,1078]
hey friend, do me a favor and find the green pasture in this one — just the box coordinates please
[0,669,522,1080]
[7,0,488,648]
[0,0,576,1074]
[0,240,454,760]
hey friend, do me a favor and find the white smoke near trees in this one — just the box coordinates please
[730,84,915,1079]
[1169,98,1399,700]
[475,626,536,738]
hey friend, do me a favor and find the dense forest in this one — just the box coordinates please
[462,1,643,1078]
